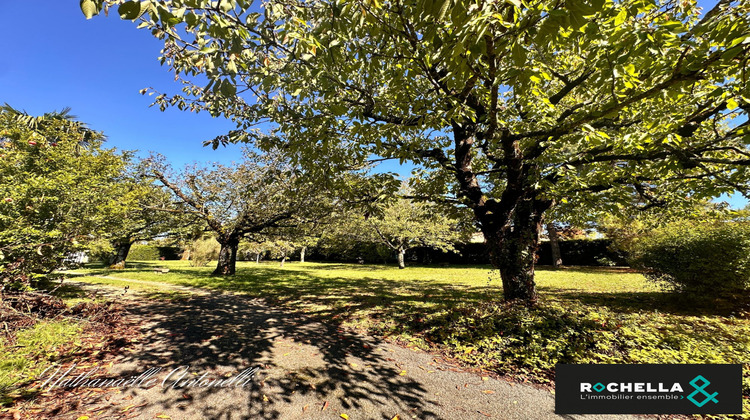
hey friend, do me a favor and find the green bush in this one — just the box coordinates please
[189,238,220,267]
[632,221,750,296]
[127,245,160,261]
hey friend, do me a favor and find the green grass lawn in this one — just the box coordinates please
[73,260,750,413]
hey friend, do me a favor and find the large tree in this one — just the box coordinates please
[0,105,133,290]
[146,149,330,275]
[101,168,180,267]
[90,0,750,303]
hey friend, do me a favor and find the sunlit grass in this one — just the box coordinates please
[73,260,749,414]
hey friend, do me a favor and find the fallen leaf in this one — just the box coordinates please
[482,376,489,381]
[349,362,358,368]
[482,390,495,394]
[263,395,269,402]
[392,415,401,420]
[322,401,329,411]
[156,415,171,419]
[340,414,350,419]
[399,370,407,376]
[76,416,90,420]
[121,405,135,412]
[302,405,308,412]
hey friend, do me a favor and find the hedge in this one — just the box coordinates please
[126,245,182,261]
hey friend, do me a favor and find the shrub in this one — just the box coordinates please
[127,245,160,261]
[632,221,750,296]
[189,238,220,267]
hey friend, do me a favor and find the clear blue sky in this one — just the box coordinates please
[1,1,242,166]
[0,1,745,207]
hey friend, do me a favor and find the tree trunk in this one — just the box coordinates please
[213,236,239,276]
[255,252,261,264]
[547,222,563,268]
[280,254,286,267]
[397,248,406,269]
[109,239,133,266]
[300,246,307,263]
[483,196,551,304]
[450,120,551,303]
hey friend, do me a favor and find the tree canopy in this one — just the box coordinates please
[90,0,750,302]
[145,148,333,275]
[366,196,467,268]
[0,106,135,289]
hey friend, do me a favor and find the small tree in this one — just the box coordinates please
[367,197,467,269]
[239,239,266,263]
[188,237,220,267]
[102,171,177,267]
[265,239,297,267]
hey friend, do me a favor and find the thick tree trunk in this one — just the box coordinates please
[450,120,551,303]
[109,239,133,266]
[483,195,551,304]
[397,248,406,269]
[213,236,239,276]
[300,246,306,263]
[547,222,563,268]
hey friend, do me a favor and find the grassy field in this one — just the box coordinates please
[73,260,750,413]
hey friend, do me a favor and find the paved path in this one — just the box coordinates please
[61,277,638,420]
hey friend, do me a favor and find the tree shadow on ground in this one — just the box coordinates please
[85,292,441,419]
[67,263,750,416]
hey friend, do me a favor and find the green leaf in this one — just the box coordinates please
[118,1,142,20]
[80,0,98,19]
[624,63,636,76]
[220,79,237,96]
[613,8,627,26]
[726,98,739,111]
[511,42,526,67]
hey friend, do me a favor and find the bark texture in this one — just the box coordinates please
[213,236,239,276]
[451,121,552,303]
[109,239,133,267]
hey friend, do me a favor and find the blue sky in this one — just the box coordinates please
[0,1,745,208]
[1,1,242,166]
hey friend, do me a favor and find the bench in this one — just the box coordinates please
[153,268,170,274]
